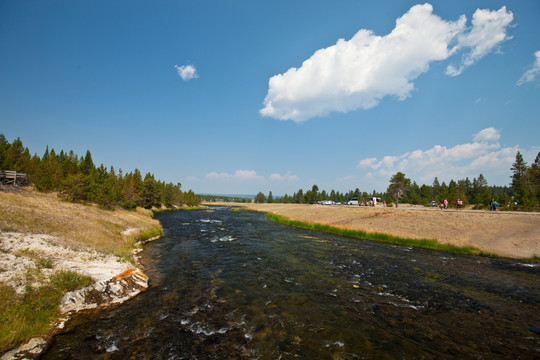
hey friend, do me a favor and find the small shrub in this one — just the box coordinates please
[37,257,55,269]
[135,227,163,242]
[50,270,94,292]
[15,248,37,258]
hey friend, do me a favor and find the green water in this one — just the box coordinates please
[42,207,540,359]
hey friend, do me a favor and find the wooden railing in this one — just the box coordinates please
[0,170,30,186]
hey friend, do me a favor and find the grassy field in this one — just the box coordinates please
[240,203,540,260]
[0,188,163,354]
[0,188,162,261]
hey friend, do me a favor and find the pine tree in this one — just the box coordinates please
[448,180,458,206]
[457,179,469,206]
[60,173,88,202]
[0,134,9,169]
[474,174,491,207]
[143,173,160,209]
[255,192,267,203]
[433,177,441,198]
[5,137,31,173]
[407,181,421,204]
[510,151,530,208]
[80,150,94,176]
[295,189,304,204]
[33,146,55,191]
[529,152,540,209]
[420,184,434,203]
[388,172,410,208]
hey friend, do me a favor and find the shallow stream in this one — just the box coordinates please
[42,206,539,359]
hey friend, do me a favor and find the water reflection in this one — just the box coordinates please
[43,206,540,359]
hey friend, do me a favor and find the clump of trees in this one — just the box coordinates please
[257,150,540,211]
[397,173,506,209]
[269,185,386,205]
[0,134,200,209]
[510,151,540,210]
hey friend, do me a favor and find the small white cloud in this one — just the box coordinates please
[201,169,299,194]
[205,170,259,181]
[174,64,198,81]
[269,171,299,182]
[233,169,259,180]
[473,127,500,142]
[517,50,540,85]
[358,158,378,168]
[204,170,298,183]
[446,7,513,76]
[205,171,227,180]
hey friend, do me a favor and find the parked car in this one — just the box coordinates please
[429,200,438,207]
[345,197,359,205]
[320,200,334,205]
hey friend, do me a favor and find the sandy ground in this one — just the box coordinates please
[235,203,540,259]
[0,232,131,294]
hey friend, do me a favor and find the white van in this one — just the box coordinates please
[345,197,359,205]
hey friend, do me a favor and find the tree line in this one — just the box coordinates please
[256,151,540,211]
[0,134,201,209]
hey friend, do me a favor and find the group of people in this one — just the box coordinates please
[439,198,464,210]
[440,198,499,211]
[439,199,449,210]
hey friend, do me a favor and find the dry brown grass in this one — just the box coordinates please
[238,203,540,259]
[0,188,162,261]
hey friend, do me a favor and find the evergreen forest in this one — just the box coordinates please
[255,151,540,211]
[0,134,201,209]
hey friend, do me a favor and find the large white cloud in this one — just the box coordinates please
[260,4,513,122]
[357,128,529,186]
[517,50,540,85]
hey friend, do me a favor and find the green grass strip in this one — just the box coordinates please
[0,270,94,353]
[265,212,496,257]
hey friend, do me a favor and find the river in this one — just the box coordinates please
[42,206,540,359]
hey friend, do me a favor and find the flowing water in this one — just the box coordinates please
[43,207,539,359]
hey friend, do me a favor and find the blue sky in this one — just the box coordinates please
[1,1,539,196]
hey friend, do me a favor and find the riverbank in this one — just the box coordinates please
[232,203,540,260]
[0,188,162,357]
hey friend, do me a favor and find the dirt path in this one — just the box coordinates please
[236,203,540,259]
